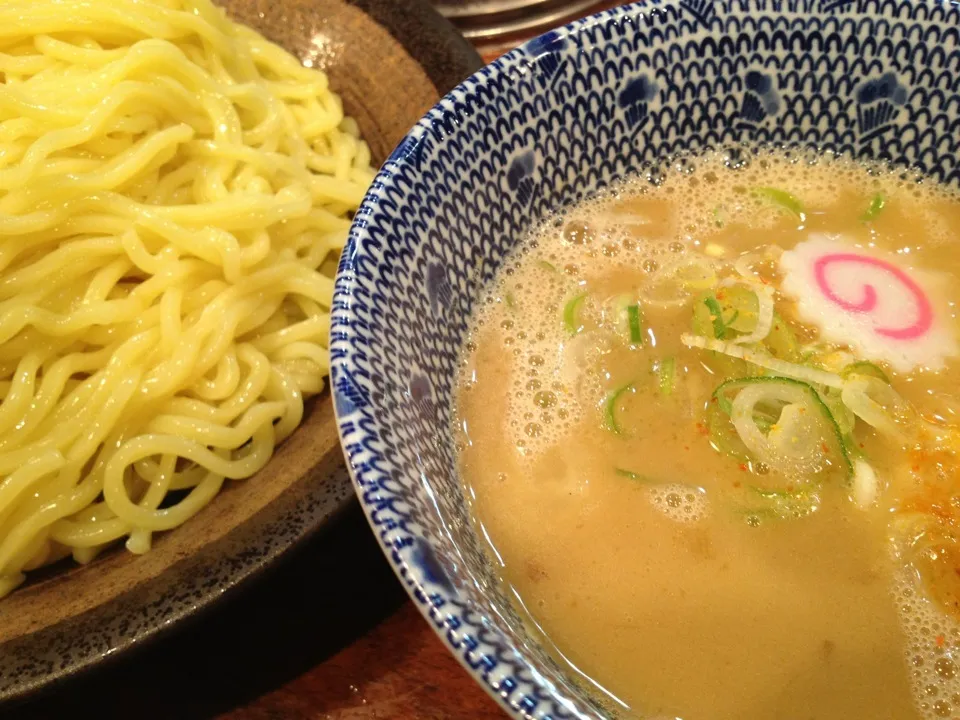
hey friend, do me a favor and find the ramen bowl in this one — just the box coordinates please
[332,1,960,716]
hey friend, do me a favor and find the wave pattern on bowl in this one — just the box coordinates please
[332,1,960,717]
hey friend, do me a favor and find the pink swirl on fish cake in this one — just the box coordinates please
[813,253,933,340]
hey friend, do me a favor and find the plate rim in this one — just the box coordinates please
[0,0,482,707]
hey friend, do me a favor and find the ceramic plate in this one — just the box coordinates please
[0,0,481,705]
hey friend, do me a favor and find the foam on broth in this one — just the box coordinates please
[455,149,960,720]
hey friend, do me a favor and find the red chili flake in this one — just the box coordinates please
[733,480,742,488]
[695,422,709,436]
[786,485,795,493]
[912,465,921,473]
[684,445,691,451]
[937,635,946,648]
[859,443,865,449]
[821,442,830,454]
[738,463,748,472]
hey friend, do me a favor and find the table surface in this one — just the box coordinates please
[16,504,505,720]
[12,5,624,719]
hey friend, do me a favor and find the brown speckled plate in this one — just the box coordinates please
[0,0,481,706]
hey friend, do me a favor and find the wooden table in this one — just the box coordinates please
[14,5,630,718]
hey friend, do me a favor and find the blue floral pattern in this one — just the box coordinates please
[333,1,960,716]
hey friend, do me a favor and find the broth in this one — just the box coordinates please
[455,150,960,720]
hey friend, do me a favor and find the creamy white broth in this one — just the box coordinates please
[455,150,960,720]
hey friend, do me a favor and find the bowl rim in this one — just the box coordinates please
[332,2,649,717]
[333,0,960,715]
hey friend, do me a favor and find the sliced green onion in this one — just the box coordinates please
[659,357,676,395]
[713,377,777,416]
[604,383,635,435]
[627,304,643,345]
[706,400,751,461]
[861,193,886,222]
[703,295,727,339]
[841,373,917,442]
[718,285,759,333]
[852,458,879,509]
[764,312,800,361]
[682,333,842,388]
[713,376,852,481]
[818,385,856,436]
[538,260,558,272]
[755,187,804,219]
[563,293,586,335]
[841,360,890,384]
[615,468,651,481]
[842,432,866,460]
[739,484,820,522]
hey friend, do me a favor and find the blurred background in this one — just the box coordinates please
[433,0,620,61]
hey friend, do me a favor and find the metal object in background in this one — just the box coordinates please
[433,0,606,40]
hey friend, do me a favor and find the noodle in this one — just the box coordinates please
[0,0,375,597]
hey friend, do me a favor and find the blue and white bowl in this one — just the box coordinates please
[332,1,960,716]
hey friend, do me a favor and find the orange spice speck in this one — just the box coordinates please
[937,635,946,648]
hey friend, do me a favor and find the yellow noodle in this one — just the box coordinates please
[0,0,372,597]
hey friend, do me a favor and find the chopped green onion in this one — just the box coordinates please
[713,377,773,415]
[706,400,751,461]
[538,260,558,272]
[563,293,586,335]
[604,383,635,435]
[711,376,852,481]
[764,312,800,361]
[659,357,676,395]
[852,458,879,509]
[627,304,644,345]
[843,432,866,460]
[716,285,759,333]
[755,187,804,219]
[703,295,727,339]
[841,373,916,442]
[819,385,856,436]
[739,484,820,522]
[682,333,840,387]
[505,292,516,309]
[615,468,651,481]
[861,193,886,222]
[841,360,890,384]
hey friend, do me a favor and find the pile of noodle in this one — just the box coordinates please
[0,0,374,597]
